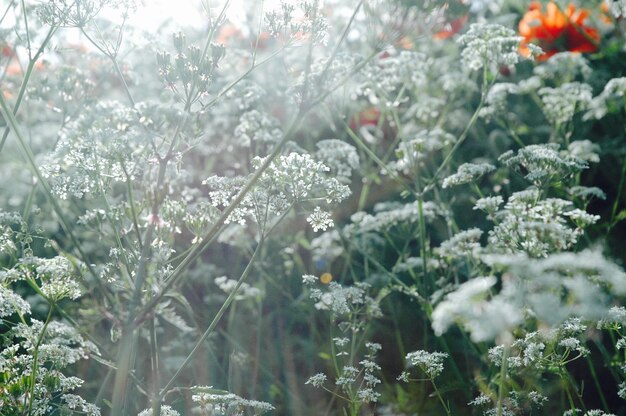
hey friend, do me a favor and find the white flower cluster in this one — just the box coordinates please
[306,342,382,405]
[191,387,274,415]
[539,82,592,126]
[0,285,31,317]
[565,410,617,416]
[1,319,100,414]
[41,101,152,199]
[404,350,448,378]
[488,319,589,373]
[473,195,504,219]
[310,229,344,266]
[32,256,83,301]
[214,275,262,301]
[390,128,456,174]
[534,52,592,82]
[488,190,585,257]
[470,389,548,415]
[347,201,442,235]
[457,23,526,72]
[358,51,430,101]
[437,228,483,260]
[234,110,283,148]
[584,77,626,120]
[62,394,101,416]
[432,276,521,342]
[204,152,350,229]
[137,405,181,416]
[567,140,600,163]
[307,207,334,232]
[309,281,381,318]
[315,139,360,184]
[442,163,495,188]
[499,143,587,187]
[485,250,626,325]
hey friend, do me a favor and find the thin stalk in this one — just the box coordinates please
[120,158,143,251]
[0,25,57,154]
[417,194,428,280]
[27,306,54,416]
[424,93,486,194]
[158,238,264,397]
[431,378,451,416]
[150,316,161,416]
[496,344,509,416]
[609,155,626,232]
[585,355,609,411]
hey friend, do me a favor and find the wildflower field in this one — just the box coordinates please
[2,0,626,414]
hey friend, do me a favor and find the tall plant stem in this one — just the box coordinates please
[158,238,264,397]
[496,344,509,416]
[27,306,54,416]
[0,25,57,154]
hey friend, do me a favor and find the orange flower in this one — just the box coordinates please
[519,1,600,61]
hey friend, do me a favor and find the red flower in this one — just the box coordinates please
[349,107,381,131]
[434,14,468,39]
[519,1,600,61]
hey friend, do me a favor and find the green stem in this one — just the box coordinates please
[27,305,54,416]
[158,238,264,397]
[431,378,451,416]
[609,155,626,232]
[585,354,609,412]
[496,343,509,416]
[150,316,161,416]
[0,25,57,154]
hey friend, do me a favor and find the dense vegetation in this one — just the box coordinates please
[1,0,626,415]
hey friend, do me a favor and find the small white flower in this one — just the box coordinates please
[307,207,334,232]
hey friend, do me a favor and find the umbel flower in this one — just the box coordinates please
[519,1,600,61]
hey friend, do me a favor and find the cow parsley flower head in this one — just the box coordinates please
[307,207,334,232]
[534,52,592,82]
[539,82,592,126]
[499,143,587,187]
[305,373,328,387]
[474,195,504,219]
[16,256,83,301]
[483,250,626,326]
[40,101,154,200]
[567,140,600,163]
[391,129,456,174]
[214,276,261,301]
[584,77,626,120]
[62,394,101,416]
[315,140,360,184]
[137,405,180,416]
[191,387,274,414]
[432,276,523,342]
[0,286,31,317]
[442,163,495,188]
[405,350,448,378]
[437,228,483,260]
[457,23,525,72]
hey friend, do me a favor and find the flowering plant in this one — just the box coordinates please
[1,0,626,415]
